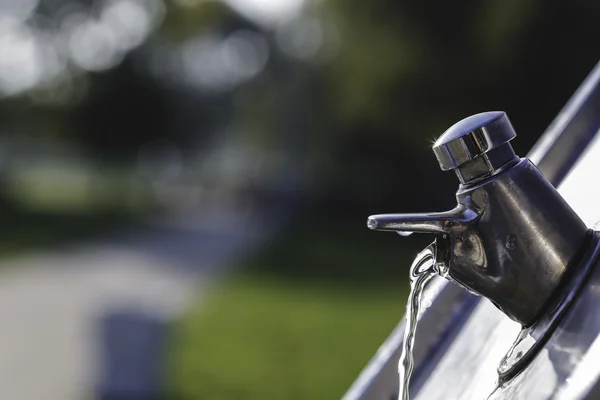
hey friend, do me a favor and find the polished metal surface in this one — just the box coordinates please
[345,61,600,400]
[411,234,600,400]
[432,111,518,183]
[498,231,598,380]
[368,114,588,325]
[529,61,600,187]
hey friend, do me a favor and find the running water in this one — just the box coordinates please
[398,244,438,400]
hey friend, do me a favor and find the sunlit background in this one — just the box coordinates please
[0,0,598,399]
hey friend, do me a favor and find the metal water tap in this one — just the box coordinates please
[367,111,590,326]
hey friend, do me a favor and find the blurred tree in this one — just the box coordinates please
[0,0,598,217]
[72,59,170,164]
[319,0,600,215]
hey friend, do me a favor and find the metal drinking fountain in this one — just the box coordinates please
[367,111,590,326]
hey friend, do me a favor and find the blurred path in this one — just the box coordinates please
[0,210,274,400]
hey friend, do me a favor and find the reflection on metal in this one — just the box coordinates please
[487,233,600,399]
[498,232,600,380]
[344,61,600,400]
[432,112,518,181]
[529,61,600,187]
[369,111,588,326]
[559,132,600,229]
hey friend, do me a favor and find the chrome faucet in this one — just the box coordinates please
[367,112,590,326]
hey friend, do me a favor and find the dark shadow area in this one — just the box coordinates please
[0,208,140,256]
[238,214,433,286]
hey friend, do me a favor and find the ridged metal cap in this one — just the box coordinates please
[433,111,517,171]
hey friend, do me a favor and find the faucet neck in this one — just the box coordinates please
[454,143,519,184]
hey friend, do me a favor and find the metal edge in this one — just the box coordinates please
[529,61,600,186]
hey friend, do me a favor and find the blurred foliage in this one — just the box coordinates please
[319,0,600,215]
[2,0,599,215]
[161,1,229,40]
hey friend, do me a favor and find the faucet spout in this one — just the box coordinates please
[366,206,474,235]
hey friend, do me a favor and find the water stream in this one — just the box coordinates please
[398,244,438,400]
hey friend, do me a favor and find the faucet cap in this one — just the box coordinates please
[433,111,517,172]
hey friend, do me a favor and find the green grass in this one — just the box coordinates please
[169,217,429,399]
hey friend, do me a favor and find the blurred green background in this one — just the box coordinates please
[0,0,599,399]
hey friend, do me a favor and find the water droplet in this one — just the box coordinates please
[505,234,516,250]
[367,218,377,229]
